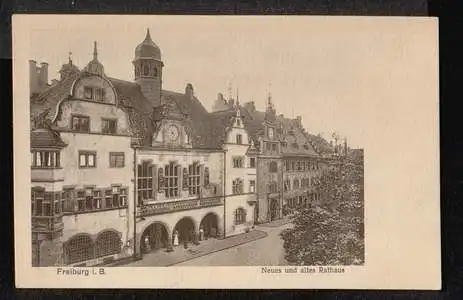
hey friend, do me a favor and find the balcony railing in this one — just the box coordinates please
[137,197,224,217]
[32,215,64,234]
[31,168,64,182]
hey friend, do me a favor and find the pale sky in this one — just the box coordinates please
[27,16,438,149]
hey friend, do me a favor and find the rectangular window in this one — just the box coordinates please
[76,190,85,212]
[188,163,201,196]
[249,180,256,193]
[71,115,90,132]
[236,134,242,144]
[271,143,277,151]
[165,163,179,198]
[119,188,128,207]
[31,151,60,168]
[102,118,117,134]
[249,157,256,168]
[109,152,124,168]
[137,162,154,204]
[105,189,112,208]
[78,151,96,168]
[232,178,243,195]
[233,157,244,168]
[266,142,271,150]
[84,86,93,99]
[95,87,106,101]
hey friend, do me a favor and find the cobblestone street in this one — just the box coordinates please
[122,220,292,267]
[176,222,292,266]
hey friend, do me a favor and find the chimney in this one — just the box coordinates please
[38,62,49,90]
[185,83,194,100]
[218,93,225,103]
[29,60,39,96]
[296,116,302,128]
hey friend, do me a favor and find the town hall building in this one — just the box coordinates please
[29,29,335,267]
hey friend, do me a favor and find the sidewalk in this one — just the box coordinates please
[118,229,268,267]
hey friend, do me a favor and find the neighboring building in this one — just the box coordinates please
[30,42,135,267]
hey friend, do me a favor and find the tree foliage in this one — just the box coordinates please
[281,158,364,266]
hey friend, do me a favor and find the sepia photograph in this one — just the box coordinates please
[14,15,439,289]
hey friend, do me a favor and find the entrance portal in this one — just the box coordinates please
[270,199,279,221]
[141,222,168,254]
[173,217,196,243]
[200,213,219,239]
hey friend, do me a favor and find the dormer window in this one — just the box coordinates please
[84,87,93,99]
[84,86,106,102]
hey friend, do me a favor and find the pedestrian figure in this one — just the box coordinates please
[144,236,150,253]
[173,230,179,247]
[199,226,204,241]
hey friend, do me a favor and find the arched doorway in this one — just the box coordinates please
[141,222,169,254]
[270,199,279,221]
[64,234,94,265]
[173,217,196,244]
[200,213,219,239]
[95,230,122,258]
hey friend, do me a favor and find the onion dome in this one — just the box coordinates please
[134,29,161,61]
[84,41,105,76]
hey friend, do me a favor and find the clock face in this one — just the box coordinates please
[167,125,179,141]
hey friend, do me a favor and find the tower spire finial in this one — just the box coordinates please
[236,88,240,106]
[68,51,73,64]
[93,41,98,60]
[145,28,152,41]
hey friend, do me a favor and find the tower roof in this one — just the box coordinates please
[84,41,105,76]
[134,28,161,61]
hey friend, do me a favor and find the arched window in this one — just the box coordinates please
[236,134,242,144]
[234,208,246,225]
[153,67,158,77]
[95,231,122,258]
[293,179,300,189]
[165,162,179,198]
[143,65,149,76]
[64,234,94,265]
[269,161,278,173]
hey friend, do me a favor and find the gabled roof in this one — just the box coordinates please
[275,116,319,157]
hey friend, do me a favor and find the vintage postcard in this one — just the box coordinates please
[13,15,439,289]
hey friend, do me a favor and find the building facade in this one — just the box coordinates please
[29,29,336,267]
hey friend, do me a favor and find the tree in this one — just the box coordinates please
[281,157,364,266]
